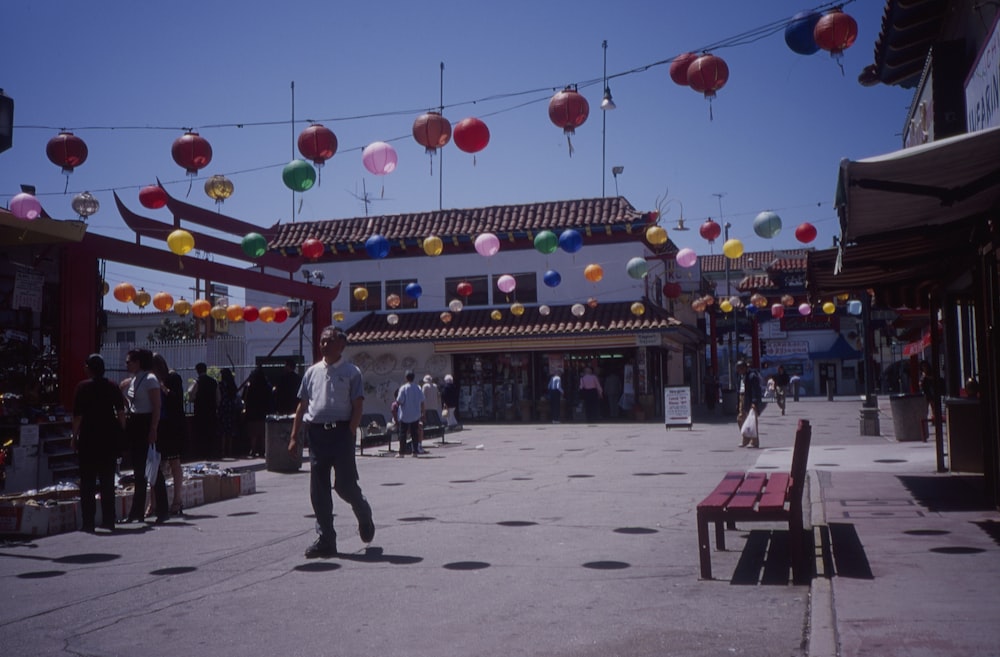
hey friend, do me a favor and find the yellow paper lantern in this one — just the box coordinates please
[353,287,369,302]
[822,301,836,315]
[152,291,174,311]
[720,299,734,313]
[204,174,234,204]
[631,301,646,316]
[227,304,244,321]
[584,264,604,283]
[174,298,192,316]
[645,225,668,246]
[101,280,109,296]
[750,292,768,308]
[490,310,502,321]
[722,238,743,259]
[333,311,345,322]
[510,302,525,316]
[192,299,212,318]
[167,229,195,256]
[423,235,443,256]
[133,288,151,308]
[210,304,228,320]
[113,282,136,303]
[258,306,276,323]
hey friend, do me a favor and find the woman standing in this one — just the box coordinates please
[152,353,187,516]
[71,354,126,532]
[217,368,240,459]
[123,348,168,524]
[242,367,273,458]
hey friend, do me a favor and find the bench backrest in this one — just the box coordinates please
[787,419,812,514]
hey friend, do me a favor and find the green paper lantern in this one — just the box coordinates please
[282,159,316,192]
[241,232,268,258]
[534,230,558,254]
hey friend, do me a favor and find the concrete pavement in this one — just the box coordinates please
[1,396,997,656]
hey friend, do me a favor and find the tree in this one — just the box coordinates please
[148,318,196,342]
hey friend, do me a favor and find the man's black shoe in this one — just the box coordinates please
[359,519,375,543]
[304,537,337,558]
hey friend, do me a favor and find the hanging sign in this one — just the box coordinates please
[13,266,44,312]
[664,386,692,429]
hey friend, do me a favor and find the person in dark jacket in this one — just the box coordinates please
[72,354,126,532]
[187,362,219,459]
[440,374,460,428]
[242,367,273,457]
[273,359,302,415]
[736,360,763,448]
[152,353,187,516]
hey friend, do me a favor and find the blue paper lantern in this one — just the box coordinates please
[753,211,783,239]
[405,282,422,299]
[784,11,821,55]
[543,270,562,287]
[365,234,390,259]
[558,229,583,253]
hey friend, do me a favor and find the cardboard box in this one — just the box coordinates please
[219,475,240,500]
[48,500,81,535]
[182,478,204,508]
[0,504,22,533]
[19,503,51,536]
[199,474,221,504]
[238,471,256,496]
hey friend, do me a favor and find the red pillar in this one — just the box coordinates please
[58,244,100,410]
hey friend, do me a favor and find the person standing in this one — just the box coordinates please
[188,362,219,459]
[152,353,187,517]
[242,367,273,458]
[217,368,240,458]
[604,370,622,419]
[547,370,563,424]
[422,375,441,418]
[396,370,426,456]
[289,326,374,558]
[440,374,460,429]
[123,348,168,523]
[578,367,603,422]
[273,358,302,415]
[773,365,790,416]
[919,360,941,442]
[736,360,763,448]
[71,354,126,532]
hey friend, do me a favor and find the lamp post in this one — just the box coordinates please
[601,40,616,196]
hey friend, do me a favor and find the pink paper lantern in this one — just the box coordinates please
[10,193,42,221]
[475,232,500,257]
[676,247,698,268]
[798,303,812,316]
[362,141,398,175]
[497,274,516,294]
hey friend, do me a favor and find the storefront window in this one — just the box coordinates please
[349,281,382,312]
[385,279,419,309]
[445,275,489,307]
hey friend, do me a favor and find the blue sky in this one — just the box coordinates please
[1,0,910,305]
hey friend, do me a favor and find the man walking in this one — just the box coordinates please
[736,360,763,448]
[395,370,426,456]
[547,370,563,423]
[289,326,374,558]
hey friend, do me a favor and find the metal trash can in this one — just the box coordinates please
[889,393,926,442]
[265,416,303,472]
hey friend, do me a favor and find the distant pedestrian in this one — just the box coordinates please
[547,370,563,423]
[242,367,273,458]
[123,348,168,523]
[773,365,790,416]
[288,326,374,558]
[440,374,460,428]
[217,368,240,458]
[736,360,763,448]
[152,353,187,517]
[188,362,219,459]
[396,370,426,456]
[422,375,441,417]
[273,358,302,415]
[578,367,603,422]
[919,360,941,441]
[604,371,622,419]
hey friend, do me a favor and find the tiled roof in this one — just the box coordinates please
[343,301,692,345]
[737,274,777,292]
[858,0,951,88]
[700,249,812,274]
[269,197,657,259]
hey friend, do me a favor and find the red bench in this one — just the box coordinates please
[696,419,812,582]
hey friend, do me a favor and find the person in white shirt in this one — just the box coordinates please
[395,371,426,456]
[548,370,563,423]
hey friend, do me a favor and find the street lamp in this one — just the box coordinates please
[612,166,624,196]
[601,40,616,197]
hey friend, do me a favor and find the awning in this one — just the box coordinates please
[809,334,862,361]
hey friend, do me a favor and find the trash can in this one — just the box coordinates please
[945,398,983,473]
[889,393,926,442]
[265,416,302,472]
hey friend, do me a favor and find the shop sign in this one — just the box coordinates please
[663,386,692,428]
[13,267,44,312]
[635,333,661,347]
[966,13,1000,133]
[764,340,809,357]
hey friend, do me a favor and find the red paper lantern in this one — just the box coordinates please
[243,305,259,322]
[795,222,818,244]
[412,111,452,154]
[297,124,338,167]
[669,53,698,86]
[273,307,289,323]
[699,218,722,243]
[456,281,473,298]
[548,86,589,135]
[814,9,858,57]
[453,117,490,154]
[171,131,212,175]
[301,238,324,259]
[46,131,88,174]
[139,185,168,209]
[687,54,729,99]
[662,281,682,299]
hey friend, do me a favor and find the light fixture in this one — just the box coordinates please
[612,165,624,196]
[286,298,302,318]
[675,217,689,231]
[601,87,616,111]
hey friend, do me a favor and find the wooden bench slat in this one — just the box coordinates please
[758,473,791,511]
[696,471,745,510]
[725,473,767,510]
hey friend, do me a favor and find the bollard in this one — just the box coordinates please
[826,380,834,401]
[859,407,880,436]
[792,383,799,402]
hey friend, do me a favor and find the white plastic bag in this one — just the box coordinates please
[144,444,161,483]
[740,408,758,440]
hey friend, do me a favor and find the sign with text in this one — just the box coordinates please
[663,386,692,429]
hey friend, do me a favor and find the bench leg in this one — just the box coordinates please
[697,512,713,579]
[715,521,726,550]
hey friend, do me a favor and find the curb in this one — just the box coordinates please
[807,469,839,657]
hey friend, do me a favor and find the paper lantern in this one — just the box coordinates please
[669,52,698,85]
[626,257,648,280]
[584,264,604,283]
[241,233,268,258]
[258,306,275,322]
[490,310,502,321]
[571,303,586,317]
[719,299,733,313]
[139,185,168,209]
[172,131,212,175]
[113,282,136,303]
[243,305,259,322]
[539,305,551,316]
[729,295,743,309]
[534,230,558,254]
[663,281,682,299]
[71,191,100,219]
[722,238,743,259]
[497,274,516,294]
[167,229,195,256]
[448,299,463,312]
[548,86,589,135]
[847,300,862,316]
[474,233,500,257]
[453,117,490,154]
[631,302,646,316]
[795,222,817,244]
[558,229,583,253]
[750,292,768,308]
[752,211,782,238]
[412,111,452,154]
[192,299,212,318]
[133,289,151,308]
[46,131,88,174]
[333,311,345,322]
[301,238,324,260]
[210,303,228,320]
[362,141,398,175]
[353,287,369,301]
[9,192,42,220]
[297,123,338,167]
[423,235,443,256]
[510,302,525,317]
[785,11,821,55]
[771,303,785,319]
[152,291,174,311]
[440,312,453,324]
[174,298,192,317]
[543,270,562,287]
[102,281,110,296]
[822,302,836,315]
[456,281,473,297]
[282,159,316,192]
[365,234,390,259]
[798,303,812,316]
[273,307,289,323]
[814,8,858,57]
[227,305,244,322]
[386,293,401,309]
[405,282,422,299]
[676,247,698,268]
[387,313,399,325]
[204,175,234,205]
[587,297,599,309]
[699,218,722,243]
[645,225,667,246]
[687,54,729,99]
